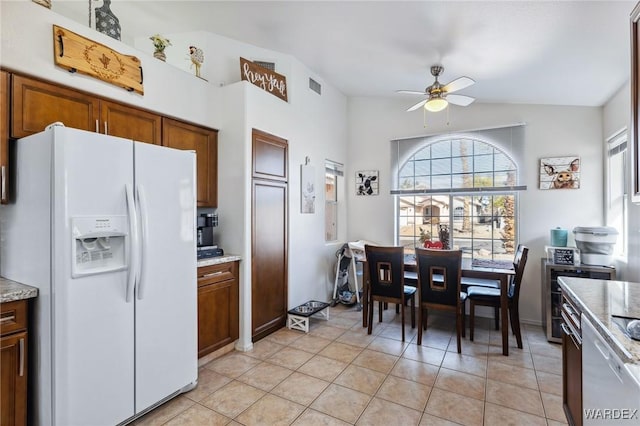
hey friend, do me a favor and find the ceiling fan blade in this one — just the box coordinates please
[447,94,475,106]
[443,76,475,94]
[397,90,428,96]
[406,99,428,112]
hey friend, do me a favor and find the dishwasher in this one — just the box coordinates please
[582,315,640,425]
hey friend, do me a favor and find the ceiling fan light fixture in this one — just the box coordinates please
[424,97,448,112]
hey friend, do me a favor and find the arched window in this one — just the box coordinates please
[393,129,524,261]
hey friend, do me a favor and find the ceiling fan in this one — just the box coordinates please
[398,65,476,112]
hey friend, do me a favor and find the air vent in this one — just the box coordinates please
[309,78,322,95]
[253,61,275,71]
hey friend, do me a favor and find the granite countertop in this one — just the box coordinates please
[558,276,640,367]
[197,255,242,268]
[0,277,38,303]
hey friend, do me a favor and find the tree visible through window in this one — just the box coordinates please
[396,138,518,260]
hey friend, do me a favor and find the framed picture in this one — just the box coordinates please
[631,4,640,203]
[356,170,379,195]
[539,156,580,190]
[300,164,315,213]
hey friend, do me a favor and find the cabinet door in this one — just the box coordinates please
[252,129,288,181]
[11,75,100,138]
[1,70,8,203]
[252,179,288,341]
[100,100,161,145]
[1,331,27,426]
[162,118,218,207]
[198,280,239,357]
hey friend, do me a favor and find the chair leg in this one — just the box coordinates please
[400,300,406,342]
[396,303,400,314]
[456,309,462,353]
[511,305,523,349]
[470,300,475,341]
[494,306,499,330]
[410,295,416,328]
[461,302,466,338]
[423,308,428,330]
[367,299,374,335]
[417,305,423,345]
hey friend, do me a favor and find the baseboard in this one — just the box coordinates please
[197,341,237,367]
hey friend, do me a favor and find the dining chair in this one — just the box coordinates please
[467,245,529,348]
[364,245,416,341]
[415,248,465,353]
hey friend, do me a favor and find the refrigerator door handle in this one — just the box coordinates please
[136,184,149,300]
[125,184,139,303]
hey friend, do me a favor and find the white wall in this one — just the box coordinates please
[347,98,604,324]
[603,82,640,282]
[0,1,221,128]
[1,1,350,350]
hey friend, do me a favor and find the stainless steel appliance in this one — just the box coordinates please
[197,213,223,258]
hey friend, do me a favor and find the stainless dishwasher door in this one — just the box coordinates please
[582,314,640,425]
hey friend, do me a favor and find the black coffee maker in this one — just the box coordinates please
[197,213,223,258]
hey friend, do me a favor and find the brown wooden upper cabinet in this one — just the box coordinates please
[162,118,218,207]
[11,74,100,137]
[1,71,9,204]
[99,100,161,145]
[11,75,161,145]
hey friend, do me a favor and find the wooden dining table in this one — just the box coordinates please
[360,255,515,356]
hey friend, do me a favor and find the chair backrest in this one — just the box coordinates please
[415,248,462,307]
[509,245,529,302]
[364,245,405,299]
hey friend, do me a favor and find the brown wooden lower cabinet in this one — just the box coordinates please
[1,299,29,426]
[197,261,239,358]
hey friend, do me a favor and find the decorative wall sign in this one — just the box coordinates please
[539,156,580,190]
[53,25,144,94]
[300,164,316,214]
[240,57,288,102]
[356,170,379,196]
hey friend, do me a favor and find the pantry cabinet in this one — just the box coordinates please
[197,261,239,357]
[163,118,218,207]
[1,70,8,204]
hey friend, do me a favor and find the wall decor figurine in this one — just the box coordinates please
[94,0,121,41]
[189,46,204,78]
[356,170,379,195]
[149,34,171,61]
[539,156,580,189]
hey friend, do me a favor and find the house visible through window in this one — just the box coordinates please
[325,160,343,242]
[392,128,525,261]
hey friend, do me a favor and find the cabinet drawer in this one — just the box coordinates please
[198,262,237,287]
[0,300,28,335]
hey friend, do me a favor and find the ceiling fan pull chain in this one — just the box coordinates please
[446,105,450,126]
[423,108,428,128]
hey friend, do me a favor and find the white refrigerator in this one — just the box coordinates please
[0,126,198,425]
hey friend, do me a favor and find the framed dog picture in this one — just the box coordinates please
[356,170,379,195]
[539,156,580,190]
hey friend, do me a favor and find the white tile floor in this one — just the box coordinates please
[135,304,566,425]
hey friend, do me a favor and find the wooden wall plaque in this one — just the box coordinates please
[53,25,143,94]
[240,57,287,102]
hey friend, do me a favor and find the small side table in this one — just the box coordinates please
[287,301,330,333]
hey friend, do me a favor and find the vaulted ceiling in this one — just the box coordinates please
[53,1,636,107]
